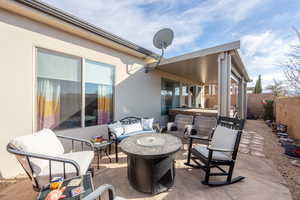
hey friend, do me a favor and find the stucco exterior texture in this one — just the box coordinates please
[275,96,300,140]
[0,7,168,178]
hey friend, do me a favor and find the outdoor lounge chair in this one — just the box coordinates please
[185,116,245,186]
[108,117,155,162]
[189,116,217,144]
[7,129,94,191]
[166,114,194,139]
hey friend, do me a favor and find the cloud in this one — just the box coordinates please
[43,0,263,56]
[240,30,298,88]
[241,31,297,69]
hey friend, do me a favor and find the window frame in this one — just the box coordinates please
[161,77,180,115]
[34,47,115,131]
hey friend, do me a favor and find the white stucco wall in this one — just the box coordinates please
[0,8,162,178]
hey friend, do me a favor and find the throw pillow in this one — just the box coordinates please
[108,121,124,137]
[141,118,154,131]
[123,123,143,134]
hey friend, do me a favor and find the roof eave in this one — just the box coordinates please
[12,0,160,60]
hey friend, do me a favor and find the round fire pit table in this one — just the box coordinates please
[120,133,182,194]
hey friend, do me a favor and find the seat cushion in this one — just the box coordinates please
[193,145,231,161]
[116,130,154,142]
[36,151,94,186]
[10,129,64,173]
[211,125,238,151]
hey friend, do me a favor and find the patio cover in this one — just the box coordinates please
[154,41,250,85]
[150,41,250,119]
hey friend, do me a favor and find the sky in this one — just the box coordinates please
[42,0,300,88]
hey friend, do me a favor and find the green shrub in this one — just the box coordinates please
[262,100,274,120]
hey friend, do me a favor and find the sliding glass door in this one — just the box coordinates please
[161,78,180,115]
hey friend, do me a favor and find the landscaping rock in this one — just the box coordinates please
[295,176,300,185]
[291,160,300,168]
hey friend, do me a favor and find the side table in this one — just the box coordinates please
[93,140,113,169]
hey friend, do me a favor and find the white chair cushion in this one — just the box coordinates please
[123,123,143,134]
[36,151,94,186]
[141,118,154,131]
[10,129,64,172]
[211,125,238,151]
[108,121,124,137]
[194,145,231,160]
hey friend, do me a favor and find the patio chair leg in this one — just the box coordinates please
[115,142,118,163]
[108,144,111,155]
[227,163,234,182]
[184,138,193,166]
[203,165,211,185]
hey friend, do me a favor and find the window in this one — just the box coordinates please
[36,48,114,130]
[161,78,180,115]
[85,60,114,127]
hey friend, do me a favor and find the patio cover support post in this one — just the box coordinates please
[195,86,201,108]
[243,81,247,119]
[238,78,245,119]
[218,52,231,117]
[200,85,205,108]
[188,85,192,107]
[179,83,183,106]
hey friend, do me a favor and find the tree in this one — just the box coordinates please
[265,79,286,96]
[282,28,300,95]
[253,75,262,93]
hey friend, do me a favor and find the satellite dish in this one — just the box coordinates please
[145,28,174,73]
[153,28,174,50]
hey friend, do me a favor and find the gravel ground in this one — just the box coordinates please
[246,120,300,200]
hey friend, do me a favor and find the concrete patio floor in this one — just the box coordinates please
[0,121,292,200]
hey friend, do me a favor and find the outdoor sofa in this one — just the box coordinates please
[7,129,94,191]
[108,117,155,162]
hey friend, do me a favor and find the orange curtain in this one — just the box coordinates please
[97,85,112,124]
[37,79,61,130]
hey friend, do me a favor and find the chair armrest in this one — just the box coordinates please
[161,127,167,133]
[185,124,193,132]
[188,135,211,141]
[207,145,233,152]
[184,125,193,137]
[82,184,118,200]
[7,144,81,177]
[152,123,161,133]
[108,130,118,140]
[57,135,93,150]
[167,122,176,131]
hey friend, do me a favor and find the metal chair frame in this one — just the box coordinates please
[185,116,245,186]
[7,135,93,191]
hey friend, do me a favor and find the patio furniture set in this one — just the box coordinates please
[7,114,245,199]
